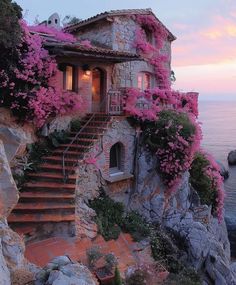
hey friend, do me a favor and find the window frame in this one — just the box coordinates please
[109,143,124,176]
[137,72,153,91]
[63,64,77,92]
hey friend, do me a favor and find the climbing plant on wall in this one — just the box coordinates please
[0,8,83,128]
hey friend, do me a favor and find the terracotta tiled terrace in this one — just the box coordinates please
[25,233,138,276]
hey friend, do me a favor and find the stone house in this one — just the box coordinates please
[8,9,181,239]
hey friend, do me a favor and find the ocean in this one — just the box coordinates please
[199,100,236,228]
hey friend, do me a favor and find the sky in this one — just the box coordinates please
[15,0,236,101]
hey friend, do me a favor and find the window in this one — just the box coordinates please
[63,65,75,91]
[137,72,152,91]
[109,143,123,176]
[142,26,153,44]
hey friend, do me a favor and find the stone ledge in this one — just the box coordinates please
[105,173,134,183]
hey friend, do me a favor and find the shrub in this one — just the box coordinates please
[86,246,103,268]
[48,130,69,147]
[122,211,151,241]
[114,267,122,285]
[125,267,148,285]
[89,194,124,241]
[143,110,200,192]
[189,151,224,222]
[70,119,81,132]
[90,194,152,241]
[27,141,52,171]
[163,267,201,285]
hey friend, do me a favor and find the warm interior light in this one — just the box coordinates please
[85,70,91,76]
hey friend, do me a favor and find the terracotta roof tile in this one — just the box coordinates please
[44,41,140,60]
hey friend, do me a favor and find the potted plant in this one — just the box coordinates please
[87,247,118,285]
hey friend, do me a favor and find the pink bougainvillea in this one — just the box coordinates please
[29,24,76,43]
[134,15,170,89]
[124,87,199,120]
[84,154,99,169]
[202,151,225,222]
[0,20,83,127]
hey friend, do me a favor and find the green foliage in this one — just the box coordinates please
[125,268,148,285]
[86,246,103,268]
[164,267,201,285]
[89,194,124,241]
[48,130,69,147]
[104,253,118,271]
[143,110,195,152]
[13,173,27,190]
[27,141,52,171]
[0,0,22,49]
[113,267,122,285]
[189,152,217,211]
[90,194,151,242]
[122,211,151,242]
[151,232,173,262]
[70,119,81,132]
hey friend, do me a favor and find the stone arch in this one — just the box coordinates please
[109,141,125,175]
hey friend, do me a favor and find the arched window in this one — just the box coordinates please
[109,142,124,175]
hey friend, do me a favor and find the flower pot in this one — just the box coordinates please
[95,266,115,285]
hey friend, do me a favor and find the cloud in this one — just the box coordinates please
[172,15,236,67]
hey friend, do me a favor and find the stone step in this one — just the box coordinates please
[27,172,77,181]
[52,151,85,158]
[8,213,75,223]
[14,202,75,210]
[68,138,98,143]
[69,132,102,138]
[24,181,75,190]
[81,120,109,125]
[44,156,80,164]
[69,126,108,133]
[39,163,74,172]
[19,192,75,199]
[57,144,92,149]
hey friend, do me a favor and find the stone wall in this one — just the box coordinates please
[73,15,172,91]
[75,21,113,48]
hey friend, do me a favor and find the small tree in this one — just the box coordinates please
[114,267,122,285]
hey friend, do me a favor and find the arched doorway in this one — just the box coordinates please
[92,68,106,112]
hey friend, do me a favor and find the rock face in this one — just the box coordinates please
[0,126,35,165]
[35,256,97,285]
[0,220,33,285]
[228,150,236,165]
[75,164,100,239]
[0,139,18,219]
[129,149,235,285]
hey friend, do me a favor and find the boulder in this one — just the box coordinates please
[35,256,97,285]
[0,240,11,285]
[228,150,236,166]
[217,160,229,180]
[0,127,33,164]
[0,139,18,218]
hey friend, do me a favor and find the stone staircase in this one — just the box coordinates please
[8,113,111,238]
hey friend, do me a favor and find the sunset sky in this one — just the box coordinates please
[15,0,236,100]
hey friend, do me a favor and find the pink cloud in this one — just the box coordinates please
[172,15,236,67]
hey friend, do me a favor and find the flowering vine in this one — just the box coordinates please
[0,20,83,128]
[190,151,225,222]
[135,15,170,89]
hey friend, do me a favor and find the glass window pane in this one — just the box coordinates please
[144,73,151,90]
[66,66,73,90]
[138,74,143,90]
